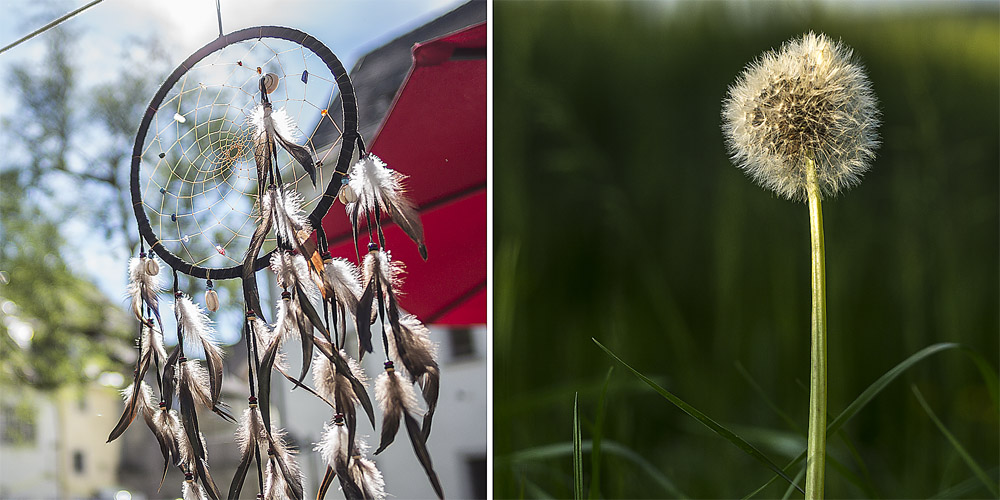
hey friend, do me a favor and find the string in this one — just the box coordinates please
[0,0,105,54]
[215,0,224,39]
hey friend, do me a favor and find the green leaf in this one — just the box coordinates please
[593,338,804,495]
[911,385,1000,498]
[744,342,963,498]
[929,467,1000,499]
[508,439,688,498]
[573,392,583,500]
[588,367,613,500]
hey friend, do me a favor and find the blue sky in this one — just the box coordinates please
[0,0,467,337]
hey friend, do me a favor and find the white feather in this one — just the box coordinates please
[262,428,303,499]
[386,314,438,373]
[141,321,168,364]
[375,369,421,416]
[315,421,350,469]
[182,480,207,500]
[127,255,162,321]
[346,154,408,216]
[122,381,154,419]
[271,184,311,245]
[323,258,362,307]
[350,455,386,500]
[235,407,266,455]
[362,249,404,292]
[173,296,220,356]
[270,251,320,303]
[252,105,302,143]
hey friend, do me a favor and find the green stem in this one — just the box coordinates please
[805,158,827,500]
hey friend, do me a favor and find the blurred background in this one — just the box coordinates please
[0,1,485,499]
[494,1,998,498]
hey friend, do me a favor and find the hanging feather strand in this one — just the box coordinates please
[345,154,427,260]
[386,315,440,441]
[252,103,318,187]
[175,295,225,406]
[261,428,303,500]
[349,447,387,500]
[127,253,165,331]
[357,247,405,359]
[228,404,266,500]
[316,417,364,499]
[321,256,363,348]
[177,359,223,500]
[374,362,443,499]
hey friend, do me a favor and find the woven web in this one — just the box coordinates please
[137,36,346,271]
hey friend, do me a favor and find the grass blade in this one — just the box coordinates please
[588,367,613,500]
[961,347,1000,411]
[911,385,1000,498]
[594,338,804,495]
[744,342,962,498]
[929,467,1000,499]
[509,439,688,498]
[573,392,584,500]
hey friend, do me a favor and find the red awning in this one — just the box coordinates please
[323,22,486,325]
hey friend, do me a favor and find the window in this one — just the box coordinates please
[466,455,486,499]
[0,404,36,445]
[448,327,476,359]
[73,450,85,474]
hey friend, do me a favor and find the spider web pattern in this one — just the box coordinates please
[137,36,346,270]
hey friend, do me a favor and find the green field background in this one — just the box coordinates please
[493,1,999,498]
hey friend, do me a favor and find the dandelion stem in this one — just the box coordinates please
[804,157,827,500]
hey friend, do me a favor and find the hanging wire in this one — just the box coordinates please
[0,0,104,54]
[215,0,224,38]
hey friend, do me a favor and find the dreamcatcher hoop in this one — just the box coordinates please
[130,25,359,280]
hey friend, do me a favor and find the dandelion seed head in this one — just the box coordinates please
[722,32,880,201]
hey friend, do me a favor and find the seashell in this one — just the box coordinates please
[205,289,220,312]
[144,257,160,276]
[262,73,279,94]
[338,183,358,204]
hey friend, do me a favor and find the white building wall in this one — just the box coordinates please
[273,323,487,500]
[0,388,60,499]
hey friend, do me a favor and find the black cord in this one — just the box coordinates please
[215,0,224,38]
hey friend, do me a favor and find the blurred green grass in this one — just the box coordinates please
[493,1,999,498]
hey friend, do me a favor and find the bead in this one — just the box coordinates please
[262,73,279,94]
[205,289,219,312]
[159,187,166,194]
[215,245,226,256]
[281,290,291,301]
[158,152,165,159]
[320,109,327,116]
[144,257,159,276]
[368,242,379,253]
[301,70,308,84]
[170,213,176,222]
[337,183,357,204]
[173,112,186,123]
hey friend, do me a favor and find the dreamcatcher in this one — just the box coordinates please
[106,25,442,500]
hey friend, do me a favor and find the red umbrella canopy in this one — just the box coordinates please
[323,22,486,325]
